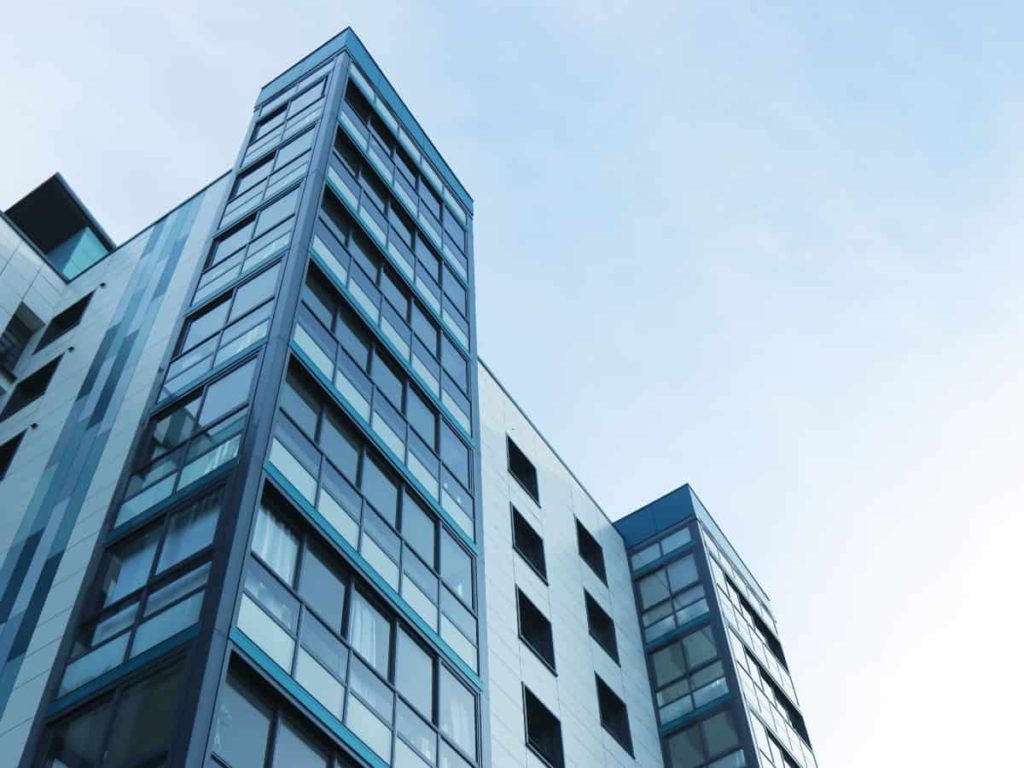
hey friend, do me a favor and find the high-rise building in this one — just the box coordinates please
[0,29,817,768]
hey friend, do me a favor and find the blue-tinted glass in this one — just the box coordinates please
[406,388,435,446]
[299,543,345,631]
[213,674,271,767]
[199,360,255,426]
[230,264,279,321]
[371,352,403,408]
[255,188,299,237]
[210,219,255,267]
[440,531,472,604]
[440,423,469,487]
[401,495,435,566]
[360,455,398,525]
[273,720,328,768]
[321,407,360,480]
[396,630,433,715]
[181,298,230,354]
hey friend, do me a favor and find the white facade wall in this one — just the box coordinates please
[0,177,229,757]
[477,363,663,768]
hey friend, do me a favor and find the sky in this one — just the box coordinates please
[2,1,1022,765]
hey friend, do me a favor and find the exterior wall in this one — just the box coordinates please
[0,175,230,757]
[477,362,662,768]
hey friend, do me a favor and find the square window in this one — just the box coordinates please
[517,589,555,670]
[523,687,564,768]
[511,507,546,580]
[585,592,618,663]
[38,294,92,350]
[506,438,538,503]
[576,520,606,584]
[0,430,25,481]
[595,676,633,755]
[2,357,60,419]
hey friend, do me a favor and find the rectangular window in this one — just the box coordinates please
[576,520,606,584]
[585,592,618,663]
[506,437,538,503]
[1,356,60,419]
[0,304,40,375]
[0,430,25,481]
[517,589,555,671]
[650,626,728,725]
[666,709,741,768]
[38,293,92,350]
[637,554,709,643]
[523,687,564,768]
[511,507,546,580]
[630,525,693,571]
[595,676,633,755]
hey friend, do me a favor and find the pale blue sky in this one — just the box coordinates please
[3,2,1022,765]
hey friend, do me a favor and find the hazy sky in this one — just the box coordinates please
[2,2,1021,765]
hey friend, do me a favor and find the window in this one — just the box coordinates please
[585,592,618,663]
[511,507,546,580]
[236,494,479,766]
[43,659,186,768]
[666,710,742,768]
[638,554,709,643]
[517,589,555,670]
[212,667,342,768]
[523,687,564,768]
[576,520,606,584]
[631,526,693,571]
[506,437,538,503]
[0,430,25,481]
[118,363,254,526]
[1,356,60,419]
[0,304,40,375]
[650,626,728,724]
[38,293,92,350]
[59,492,220,695]
[595,676,633,755]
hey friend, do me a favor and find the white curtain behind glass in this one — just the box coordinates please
[252,505,299,583]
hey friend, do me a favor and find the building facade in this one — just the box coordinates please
[0,29,817,768]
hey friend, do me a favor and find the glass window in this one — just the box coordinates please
[441,337,467,391]
[401,496,435,566]
[276,129,316,168]
[156,495,219,571]
[380,270,409,317]
[181,298,230,353]
[371,352,403,407]
[440,423,469,487]
[668,555,699,590]
[272,719,329,768]
[101,527,160,606]
[199,360,256,426]
[321,407,361,480]
[282,366,321,437]
[439,667,475,757]
[337,304,372,369]
[230,264,279,321]
[212,672,272,768]
[396,630,433,716]
[440,531,472,604]
[298,542,345,632]
[234,157,273,197]
[210,219,255,267]
[668,724,704,768]
[252,504,299,585]
[348,591,390,675]
[639,570,671,608]
[683,626,717,668]
[43,698,113,768]
[411,306,437,352]
[104,661,184,765]
[406,388,436,446]
[703,711,740,756]
[361,455,398,525]
[255,188,300,237]
[289,80,325,115]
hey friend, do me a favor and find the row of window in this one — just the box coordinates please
[224,125,317,227]
[302,260,470,438]
[665,708,745,768]
[637,552,710,643]
[236,492,479,767]
[116,359,255,527]
[164,262,280,398]
[194,185,298,306]
[342,65,469,274]
[59,490,221,696]
[269,364,478,669]
[243,68,329,170]
[650,624,729,725]
[631,525,693,572]
[323,161,471,350]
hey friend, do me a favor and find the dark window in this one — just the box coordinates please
[595,676,633,755]
[585,592,619,663]
[666,710,741,768]
[1,357,59,419]
[511,507,546,580]
[517,589,555,670]
[38,294,92,350]
[0,305,38,374]
[43,658,185,767]
[507,437,539,503]
[0,430,25,481]
[524,687,564,768]
[576,520,607,584]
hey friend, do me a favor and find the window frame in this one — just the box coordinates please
[516,589,556,673]
[584,591,619,664]
[506,437,539,504]
[511,506,547,582]
[595,675,633,756]
[575,519,607,584]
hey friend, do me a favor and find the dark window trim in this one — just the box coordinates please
[595,674,633,756]
[584,591,619,664]
[575,519,607,584]
[523,686,564,768]
[516,588,556,674]
[510,506,547,583]
[506,437,539,504]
